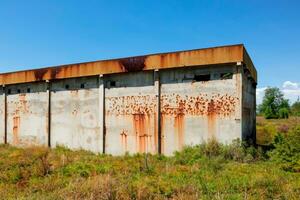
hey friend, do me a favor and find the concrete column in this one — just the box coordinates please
[235,62,243,139]
[99,75,105,153]
[3,85,7,144]
[253,81,257,144]
[46,80,51,147]
[154,70,161,154]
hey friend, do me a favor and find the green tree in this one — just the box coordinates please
[291,100,300,116]
[258,87,290,119]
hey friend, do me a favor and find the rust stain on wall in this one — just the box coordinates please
[106,95,157,115]
[70,90,79,97]
[161,93,238,116]
[120,130,128,152]
[207,99,216,139]
[174,114,184,149]
[154,113,158,151]
[12,116,20,145]
[106,95,157,153]
[133,114,152,153]
[19,94,29,114]
[160,93,238,150]
[160,113,164,154]
[107,93,238,153]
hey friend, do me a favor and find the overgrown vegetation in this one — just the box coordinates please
[256,117,300,172]
[0,127,300,200]
[268,126,300,172]
[256,116,300,145]
[291,100,300,116]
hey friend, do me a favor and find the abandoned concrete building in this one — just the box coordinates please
[0,44,256,155]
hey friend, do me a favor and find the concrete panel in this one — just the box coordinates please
[160,67,241,155]
[242,70,256,141]
[50,77,102,153]
[105,72,158,155]
[0,88,5,143]
[6,82,48,146]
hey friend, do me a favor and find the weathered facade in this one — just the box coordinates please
[0,44,257,155]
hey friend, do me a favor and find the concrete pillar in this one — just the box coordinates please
[154,70,161,154]
[3,85,7,144]
[46,80,51,147]
[99,75,105,153]
[235,62,243,139]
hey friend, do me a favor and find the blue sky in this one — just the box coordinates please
[0,0,299,103]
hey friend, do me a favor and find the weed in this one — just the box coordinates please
[0,133,299,199]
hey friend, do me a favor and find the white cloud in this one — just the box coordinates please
[282,81,299,90]
[256,81,300,105]
[282,81,300,103]
[256,87,267,105]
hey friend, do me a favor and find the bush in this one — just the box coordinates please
[202,140,222,158]
[257,124,277,145]
[291,101,300,116]
[268,126,300,172]
[223,139,245,161]
[173,139,263,165]
[278,108,289,119]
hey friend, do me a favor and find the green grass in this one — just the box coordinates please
[0,141,299,200]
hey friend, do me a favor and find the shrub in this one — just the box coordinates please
[174,139,263,164]
[278,108,289,119]
[257,124,277,145]
[277,124,289,133]
[173,146,203,165]
[202,139,222,158]
[223,139,245,161]
[268,126,300,172]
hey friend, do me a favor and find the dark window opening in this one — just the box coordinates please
[65,84,69,89]
[80,83,85,89]
[17,89,21,93]
[7,89,11,94]
[220,73,233,80]
[27,88,30,93]
[110,81,116,87]
[194,74,210,82]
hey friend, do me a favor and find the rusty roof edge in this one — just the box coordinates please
[0,44,244,75]
[0,44,254,85]
[242,46,257,83]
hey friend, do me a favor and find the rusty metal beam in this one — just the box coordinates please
[0,44,257,85]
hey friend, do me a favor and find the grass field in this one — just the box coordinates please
[0,117,299,200]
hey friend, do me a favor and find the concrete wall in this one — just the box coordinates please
[160,66,241,155]
[0,64,255,155]
[242,68,256,142]
[6,82,49,146]
[50,77,102,153]
[105,71,158,155]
